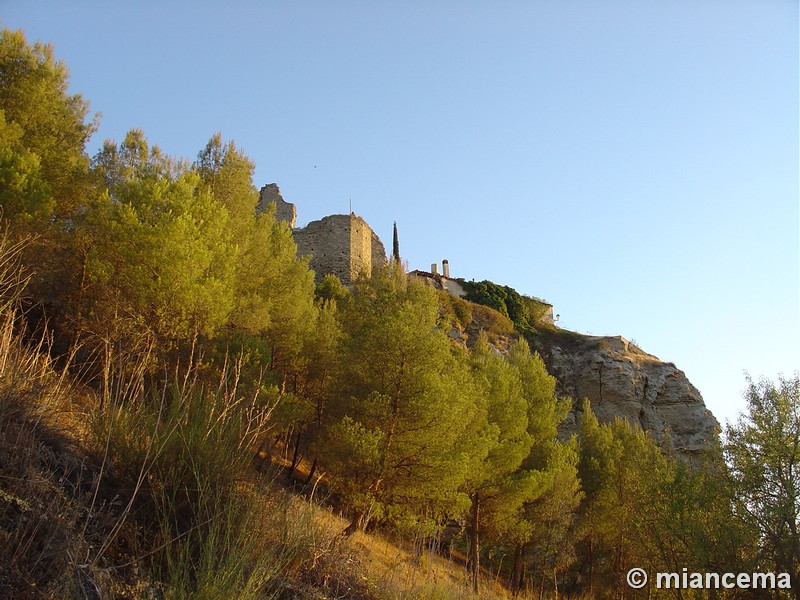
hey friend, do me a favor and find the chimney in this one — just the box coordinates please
[442,259,450,278]
[431,263,439,275]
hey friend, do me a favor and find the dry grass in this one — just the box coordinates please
[0,230,525,600]
[0,288,97,596]
[295,499,513,600]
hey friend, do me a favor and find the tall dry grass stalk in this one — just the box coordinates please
[82,342,356,598]
[0,230,94,598]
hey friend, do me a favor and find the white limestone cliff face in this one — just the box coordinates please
[438,299,718,458]
[539,334,719,457]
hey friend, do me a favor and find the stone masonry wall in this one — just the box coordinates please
[371,231,387,274]
[349,215,375,281]
[258,184,296,228]
[256,183,387,285]
[293,215,352,284]
[293,214,387,285]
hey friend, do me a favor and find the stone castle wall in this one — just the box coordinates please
[292,214,387,285]
[349,215,377,282]
[258,183,387,285]
[370,231,386,274]
[293,215,353,284]
[258,184,296,228]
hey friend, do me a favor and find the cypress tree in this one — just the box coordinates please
[392,221,400,263]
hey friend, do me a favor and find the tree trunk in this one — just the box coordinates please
[286,429,302,482]
[343,510,364,537]
[304,458,317,485]
[552,565,558,599]
[587,537,594,598]
[467,492,480,594]
[253,438,270,471]
[510,543,525,595]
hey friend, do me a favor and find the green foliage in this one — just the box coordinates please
[322,270,477,533]
[392,221,400,262]
[315,273,350,307]
[0,29,95,226]
[0,111,53,228]
[516,441,582,596]
[461,280,512,320]
[460,278,551,333]
[725,375,800,590]
[196,132,259,236]
[489,340,572,594]
[221,197,316,381]
[643,446,751,592]
[460,335,535,590]
[508,339,568,470]
[436,291,473,332]
[572,403,675,596]
[82,130,237,351]
[0,29,99,350]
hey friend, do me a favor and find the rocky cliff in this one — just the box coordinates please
[440,294,719,458]
[531,330,719,458]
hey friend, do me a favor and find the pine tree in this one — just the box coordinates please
[572,402,674,597]
[80,130,237,381]
[195,133,317,389]
[726,375,800,597]
[322,270,476,536]
[0,29,96,227]
[0,29,98,346]
[460,334,535,593]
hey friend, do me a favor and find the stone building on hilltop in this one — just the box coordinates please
[258,184,387,285]
[409,261,467,298]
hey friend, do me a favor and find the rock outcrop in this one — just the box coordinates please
[534,332,718,458]
[436,296,717,458]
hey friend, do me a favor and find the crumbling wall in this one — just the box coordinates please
[256,182,387,285]
[258,183,296,228]
[371,230,387,274]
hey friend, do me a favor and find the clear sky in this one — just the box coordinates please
[4,1,798,428]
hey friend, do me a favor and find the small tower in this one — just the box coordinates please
[442,259,450,278]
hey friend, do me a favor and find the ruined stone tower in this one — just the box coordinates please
[293,214,387,285]
[258,184,387,285]
[258,183,296,228]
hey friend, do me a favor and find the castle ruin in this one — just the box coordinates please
[259,183,556,324]
[258,183,297,228]
[259,184,387,285]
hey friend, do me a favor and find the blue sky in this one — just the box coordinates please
[4,1,798,427]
